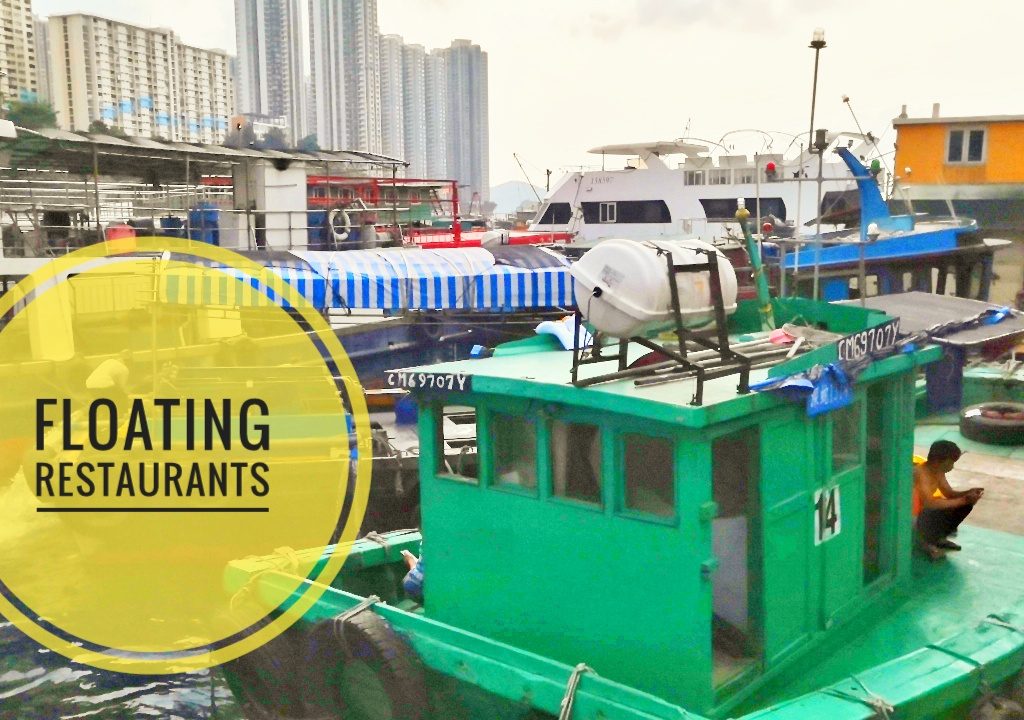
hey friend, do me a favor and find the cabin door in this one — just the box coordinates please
[818,399,867,624]
[710,427,762,686]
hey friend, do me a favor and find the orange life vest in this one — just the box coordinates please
[911,455,944,517]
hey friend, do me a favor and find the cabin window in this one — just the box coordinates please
[436,405,479,482]
[947,127,985,164]
[550,420,602,506]
[598,202,617,223]
[492,413,538,491]
[699,197,787,222]
[622,434,675,517]
[708,168,732,185]
[684,170,705,186]
[580,200,670,224]
[537,202,572,225]
[734,169,755,184]
[831,402,861,473]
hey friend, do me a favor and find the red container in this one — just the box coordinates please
[104,224,137,253]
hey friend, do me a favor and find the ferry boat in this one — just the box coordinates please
[221,221,1024,720]
[528,132,875,244]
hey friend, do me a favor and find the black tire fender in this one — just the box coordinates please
[302,607,428,720]
[221,627,307,719]
[968,695,1024,720]
[960,402,1024,446]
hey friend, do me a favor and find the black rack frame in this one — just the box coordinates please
[570,246,752,405]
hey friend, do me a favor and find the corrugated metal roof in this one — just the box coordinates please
[9,127,405,167]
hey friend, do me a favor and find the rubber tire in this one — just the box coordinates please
[960,402,1024,446]
[969,696,1024,720]
[221,628,307,719]
[302,610,428,720]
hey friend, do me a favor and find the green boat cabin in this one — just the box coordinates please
[402,298,938,716]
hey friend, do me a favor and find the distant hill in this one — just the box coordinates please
[490,180,543,215]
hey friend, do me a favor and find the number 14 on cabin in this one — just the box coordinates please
[814,485,842,545]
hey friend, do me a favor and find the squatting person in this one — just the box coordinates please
[913,440,983,560]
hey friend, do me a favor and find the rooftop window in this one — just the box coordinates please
[708,168,732,186]
[684,169,705,186]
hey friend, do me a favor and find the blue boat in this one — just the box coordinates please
[769,147,1008,302]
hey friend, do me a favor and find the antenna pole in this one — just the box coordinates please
[513,153,543,204]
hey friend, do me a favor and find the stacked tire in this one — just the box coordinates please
[960,402,1024,446]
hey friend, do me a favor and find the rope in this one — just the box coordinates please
[926,643,994,699]
[362,531,392,556]
[558,663,594,720]
[273,546,301,572]
[228,546,301,612]
[826,674,894,719]
[984,615,1024,634]
[332,594,381,639]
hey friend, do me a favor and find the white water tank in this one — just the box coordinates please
[571,238,738,338]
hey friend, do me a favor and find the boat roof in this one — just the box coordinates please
[587,140,709,157]
[3,127,404,175]
[848,292,1024,348]
[393,325,936,428]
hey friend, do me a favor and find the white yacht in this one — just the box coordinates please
[529,132,883,244]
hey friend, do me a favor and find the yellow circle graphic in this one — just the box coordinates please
[0,238,371,673]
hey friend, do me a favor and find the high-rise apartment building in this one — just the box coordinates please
[443,39,489,201]
[48,14,234,144]
[234,0,305,143]
[342,0,381,153]
[309,0,381,153]
[304,75,316,142]
[0,0,37,104]
[33,15,50,103]
[423,49,447,179]
[379,33,404,161]
[308,0,344,150]
[401,43,427,178]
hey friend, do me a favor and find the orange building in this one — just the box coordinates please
[893,109,1024,234]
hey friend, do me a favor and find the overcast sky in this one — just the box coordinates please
[32,0,1023,187]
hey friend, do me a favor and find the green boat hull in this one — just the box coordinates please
[222,528,1024,720]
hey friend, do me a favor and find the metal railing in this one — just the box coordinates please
[0,172,430,256]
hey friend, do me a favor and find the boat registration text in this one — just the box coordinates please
[836,319,901,362]
[386,370,471,392]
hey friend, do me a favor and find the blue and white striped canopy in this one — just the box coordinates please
[295,248,574,311]
[160,247,575,312]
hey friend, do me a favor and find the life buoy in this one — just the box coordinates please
[302,607,428,720]
[328,208,352,243]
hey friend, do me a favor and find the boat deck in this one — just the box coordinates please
[743,524,1024,711]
